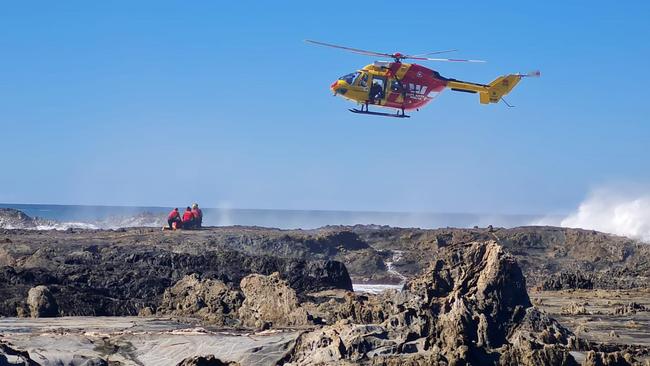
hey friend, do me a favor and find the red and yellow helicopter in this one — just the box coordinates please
[306,40,539,118]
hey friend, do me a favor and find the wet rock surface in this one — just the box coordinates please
[0,341,39,366]
[0,317,300,365]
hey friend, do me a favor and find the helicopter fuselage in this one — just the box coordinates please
[330,62,447,111]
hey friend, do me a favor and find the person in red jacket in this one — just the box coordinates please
[191,203,203,228]
[167,208,181,230]
[181,206,194,229]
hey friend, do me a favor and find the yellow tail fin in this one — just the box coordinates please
[446,71,540,105]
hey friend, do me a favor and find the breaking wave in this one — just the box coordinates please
[0,208,165,231]
[533,186,650,242]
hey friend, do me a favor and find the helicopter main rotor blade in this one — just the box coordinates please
[406,49,459,57]
[305,39,392,58]
[305,40,485,63]
[408,56,486,63]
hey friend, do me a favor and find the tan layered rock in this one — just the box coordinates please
[562,302,590,315]
[613,302,647,315]
[238,272,313,328]
[26,285,58,318]
[583,350,634,366]
[284,241,578,365]
[157,274,243,325]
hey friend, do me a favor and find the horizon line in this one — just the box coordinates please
[0,202,566,218]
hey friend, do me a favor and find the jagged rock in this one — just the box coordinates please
[284,241,576,365]
[541,271,595,291]
[561,302,590,315]
[347,225,650,290]
[583,351,633,366]
[499,335,579,366]
[286,320,398,364]
[26,285,58,318]
[157,274,243,325]
[138,306,155,317]
[613,302,647,315]
[322,291,393,325]
[238,272,313,328]
[176,355,240,366]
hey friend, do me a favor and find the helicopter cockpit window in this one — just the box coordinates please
[339,72,360,84]
[359,73,369,88]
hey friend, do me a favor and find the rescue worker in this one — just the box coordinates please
[191,203,203,228]
[369,81,384,104]
[167,208,181,230]
[181,206,194,229]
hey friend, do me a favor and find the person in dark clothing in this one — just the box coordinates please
[191,203,203,228]
[167,208,181,229]
[369,81,384,104]
[181,206,194,229]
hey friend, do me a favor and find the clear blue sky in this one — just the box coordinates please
[1,1,649,214]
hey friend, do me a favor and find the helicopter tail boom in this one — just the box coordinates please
[446,71,539,104]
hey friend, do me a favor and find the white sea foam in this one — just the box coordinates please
[0,212,162,231]
[352,283,403,294]
[532,186,650,242]
[92,213,165,229]
[34,222,99,230]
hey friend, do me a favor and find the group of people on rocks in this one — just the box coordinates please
[166,203,203,230]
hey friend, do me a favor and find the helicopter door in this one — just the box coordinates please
[369,76,386,104]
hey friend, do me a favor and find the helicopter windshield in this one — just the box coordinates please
[338,72,360,84]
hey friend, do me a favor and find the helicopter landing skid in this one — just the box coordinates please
[348,108,410,118]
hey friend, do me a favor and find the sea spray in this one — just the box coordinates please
[532,186,650,242]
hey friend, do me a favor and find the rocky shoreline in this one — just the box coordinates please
[1,208,650,365]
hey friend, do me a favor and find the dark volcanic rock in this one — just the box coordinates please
[0,228,352,317]
[347,225,650,289]
[541,271,595,290]
[176,355,240,366]
[2,218,649,323]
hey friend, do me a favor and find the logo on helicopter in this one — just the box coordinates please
[406,83,428,100]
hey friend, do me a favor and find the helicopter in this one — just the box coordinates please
[306,40,540,118]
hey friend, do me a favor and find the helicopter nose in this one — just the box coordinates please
[330,80,347,95]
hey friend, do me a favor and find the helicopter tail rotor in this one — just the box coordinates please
[518,70,541,78]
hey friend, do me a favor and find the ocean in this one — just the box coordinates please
[0,203,546,230]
